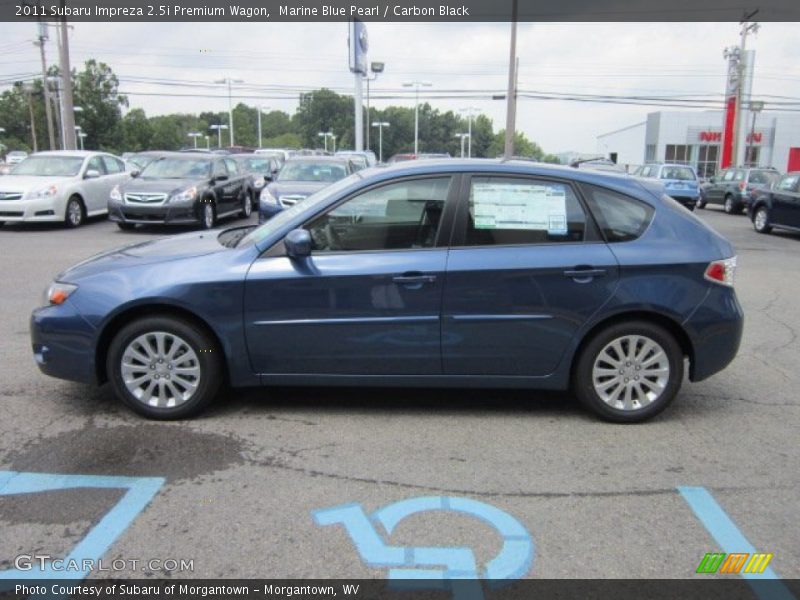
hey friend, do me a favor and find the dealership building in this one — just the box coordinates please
[597,111,800,177]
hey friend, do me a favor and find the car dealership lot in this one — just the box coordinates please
[0,210,798,583]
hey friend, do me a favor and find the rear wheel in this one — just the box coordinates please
[753,206,772,234]
[64,196,85,228]
[696,197,706,209]
[723,194,740,215]
[106,316,222,419]
[573,321,683,423]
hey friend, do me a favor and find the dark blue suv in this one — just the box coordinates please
[31,160,743,422]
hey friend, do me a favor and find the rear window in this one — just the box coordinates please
[581,184,654,243]
[660,166,696,181]
[748,170,779,185]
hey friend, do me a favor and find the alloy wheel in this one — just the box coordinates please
[591,334,670,411]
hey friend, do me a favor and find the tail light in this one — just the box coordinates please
[739,182,746,191]
[704,257,737,287]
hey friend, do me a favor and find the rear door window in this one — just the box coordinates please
[455,176,589,246]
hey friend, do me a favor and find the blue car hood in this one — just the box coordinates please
[57,230,225,282]
[267,181,328,199]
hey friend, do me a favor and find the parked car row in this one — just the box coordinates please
[0,148,361,231]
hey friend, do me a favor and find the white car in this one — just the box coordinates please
[0,151,130,228]
[6,151,28,165]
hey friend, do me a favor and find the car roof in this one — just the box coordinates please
[285,156,351,163]
[31,150,105,158]
[359,158,651,194]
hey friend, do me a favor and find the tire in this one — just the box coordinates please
[106,316,222,419]
[200,200,216,230]
[696,197,706,209]
[240,192,252,219]
[116,222,136,231]
[753,206,772,234]
[723,194,740,215]
[64,196,85,228]
[0,221,5,227]
[573,320,684,423]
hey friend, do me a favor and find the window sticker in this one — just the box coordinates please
[472,183,568,234]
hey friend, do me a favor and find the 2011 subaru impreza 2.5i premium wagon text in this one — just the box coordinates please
[30,160,744,422]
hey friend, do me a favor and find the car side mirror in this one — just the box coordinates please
[709,177,716,183]
[215,175,228,182]
[285,228,312,258]
[84,169,101,179]
[130,169,140,178]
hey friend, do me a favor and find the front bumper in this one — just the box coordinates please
[685,284,744,382]
[0,196,65,222]
[30,300,98,385]
[109,201,200,225]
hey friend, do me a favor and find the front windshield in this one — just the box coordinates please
[278,161,347,183]
[240,158,274,174]
[11,156,84,177]
[237,172,362,248]
[660,166,696,181]
[140,157,210,179]
[749,171,778,185]
[129,155,158,170]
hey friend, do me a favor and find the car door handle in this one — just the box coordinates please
[563,268,607,281]
[392,273,437,286]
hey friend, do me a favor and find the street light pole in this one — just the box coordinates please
[257,105,268,149]
[215,77,244,147]
[371,121,389,163]
[188,132,201,148]
[459,107,479,157]
[402,80,432,155]
[365,62,384,154]
[503,0,519,159]
[748,100,764,166]
[210,124,228,148]
[318,131,328,152]
[455,133,469,158]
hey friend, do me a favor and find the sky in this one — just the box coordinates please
[1,21,799,154]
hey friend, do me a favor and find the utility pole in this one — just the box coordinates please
[503,0,519,159]
[35,22,56,150]
[732,14,759,168]
[23,84,38,152]
[58,7,77,150]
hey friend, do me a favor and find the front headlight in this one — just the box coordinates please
[42,282,78,306]
[170,186,197,203]
[28,185,58,199]
[110,185,122,202]
[260,189,277,205]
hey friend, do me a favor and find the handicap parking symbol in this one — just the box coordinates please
[313,496,534,599]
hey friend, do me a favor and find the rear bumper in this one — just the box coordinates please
[30,301,97,385]
[109,202,200,225]
[685,285,744,382]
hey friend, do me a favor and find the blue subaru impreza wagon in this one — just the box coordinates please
[31,160,743,422]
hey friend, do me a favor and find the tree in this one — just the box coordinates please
[72,60,127,152]
[118,108,152,152]
[486,130,545,159]
[293,88,354,149]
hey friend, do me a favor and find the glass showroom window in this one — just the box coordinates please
[665,144,691,164]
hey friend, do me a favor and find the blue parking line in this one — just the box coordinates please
[0,471,165,581]
[678,486,795,600]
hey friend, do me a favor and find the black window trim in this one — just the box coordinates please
[260,173,463,259]
[449,172,603,249]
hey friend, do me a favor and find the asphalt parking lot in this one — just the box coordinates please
[0,208,798,586]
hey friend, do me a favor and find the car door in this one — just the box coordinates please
[80,155,109,213]
[100,156,129,213]
[223,158,244,213]
[243,175,458,376]
[771,174,800,227]
[441,174,619,377]
[707,169,727,202]
[210,159,231,211]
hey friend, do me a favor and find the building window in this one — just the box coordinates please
[665,144,690,164]
[645,145,656,162]
[744,146,759,167]
[696,145,719,178]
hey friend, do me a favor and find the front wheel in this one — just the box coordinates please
[573,321,683,423]
[753,206,772,234]
[200,201,216,230]
[240,193,252,218]
[696,197,706,209]
[106,316,222,419]
[64,196,85,228]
